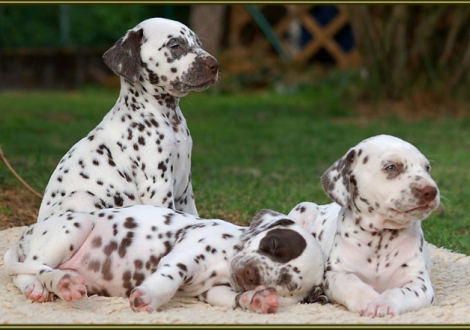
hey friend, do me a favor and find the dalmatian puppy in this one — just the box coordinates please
[4,207,325,313]
[37,17,219,222]
[288,134,440,317]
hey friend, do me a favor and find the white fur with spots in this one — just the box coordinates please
[4,206,325,313]
[289,134,440,317]
[38,17,219,222]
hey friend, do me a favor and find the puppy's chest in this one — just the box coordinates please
[333,229,413,276]
[91,110,193,180]
[112,108,192,155]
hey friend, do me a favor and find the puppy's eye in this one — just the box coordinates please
[169,44,180,50]
[384,164,397,171]
[425,164,431,172]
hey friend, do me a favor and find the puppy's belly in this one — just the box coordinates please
[58,231,166,297]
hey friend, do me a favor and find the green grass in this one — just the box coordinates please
[1,83,469,255]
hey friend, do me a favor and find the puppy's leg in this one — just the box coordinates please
[362,263,434,317]
[129,252,196,313]
[288,202,320,231]
[325,271,381,314]
[199,285,279,314]
[37,269,87,302]
[175,181,198,217]
[5,213,94,302]
[13,274,55,302]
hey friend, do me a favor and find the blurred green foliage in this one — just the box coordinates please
[0,4,191,48]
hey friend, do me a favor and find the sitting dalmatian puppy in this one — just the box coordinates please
[4,207,325,313]
[288,134,440,317]
[37,17,219,222]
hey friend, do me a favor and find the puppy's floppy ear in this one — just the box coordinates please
[103,28,144,83]
[250,209,283,229]
[241,209,285,242]
[321,148,358,207]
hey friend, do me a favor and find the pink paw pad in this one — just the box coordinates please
[245,286,279,314]
[57,274,87,301]
[129,288,155,313]
[24,281,54,302]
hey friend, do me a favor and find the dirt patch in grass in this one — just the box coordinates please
[0,187,41,230]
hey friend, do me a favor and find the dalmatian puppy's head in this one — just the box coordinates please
[230,209,324,301]
[103,17,219,97]
[321,134,440,230]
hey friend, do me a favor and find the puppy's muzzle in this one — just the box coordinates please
[235,265,260,291]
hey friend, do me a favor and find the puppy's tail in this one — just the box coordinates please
[3,245,53,275]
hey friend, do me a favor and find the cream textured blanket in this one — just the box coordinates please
[1,226,470,325]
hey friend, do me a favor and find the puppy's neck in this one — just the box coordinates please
[341,207,418,234]
[104,81,189,134]
[116,79,181,113]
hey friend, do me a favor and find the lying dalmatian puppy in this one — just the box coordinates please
[4,206,325,313]
[288,134,440,317]
[37,17,219,222]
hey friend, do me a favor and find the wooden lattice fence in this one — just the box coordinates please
[225,5,360,70]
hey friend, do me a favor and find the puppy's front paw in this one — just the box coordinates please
[238,285,279,314]
[361,297,398,317]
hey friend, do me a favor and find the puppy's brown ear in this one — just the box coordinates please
[103,28,144,84]
[321,148,358,207]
